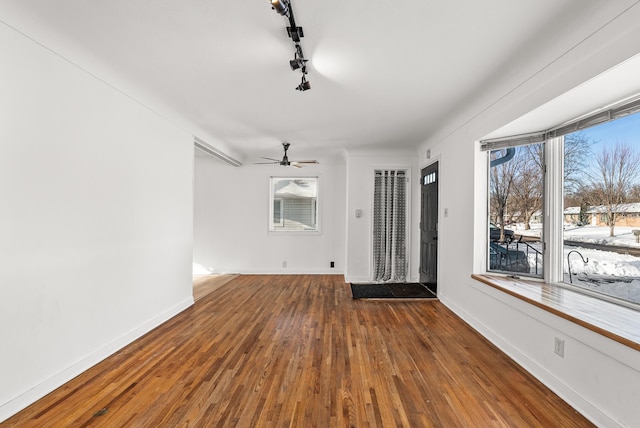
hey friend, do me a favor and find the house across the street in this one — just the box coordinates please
[564,203,640,227]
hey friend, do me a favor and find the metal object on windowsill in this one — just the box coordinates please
[567,250,589,284]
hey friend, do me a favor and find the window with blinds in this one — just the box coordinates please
[269,177,318,232]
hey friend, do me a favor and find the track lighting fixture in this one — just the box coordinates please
[289,57,306,71]
[296,75,311,92]
[289,45,308,72]
[268,0,311,91]
[270,0,289,17]
[286,26,304,43]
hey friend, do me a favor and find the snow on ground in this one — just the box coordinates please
[563,246,640,303]
[564,225,640,248]
[563,226,640,303]
[502,223,640,304]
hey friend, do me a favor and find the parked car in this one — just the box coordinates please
[490,223,514,243]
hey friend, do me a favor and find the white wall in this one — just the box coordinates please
[194,149,419,280]
[418,4,640,426]
[0,23,194,421]
[193,155,346,274]
[344,150,419,283]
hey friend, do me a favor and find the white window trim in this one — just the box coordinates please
[546,137,564,284]
[268,176,321,235]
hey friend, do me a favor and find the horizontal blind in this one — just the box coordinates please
[480,95,640,151]
[480,132,546,152]
[547,97,640,138]
[283,198,315,228]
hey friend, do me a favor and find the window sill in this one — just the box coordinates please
[471,274,640,351]
[267,230,321,236]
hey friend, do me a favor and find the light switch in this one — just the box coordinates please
[355,209,363,218]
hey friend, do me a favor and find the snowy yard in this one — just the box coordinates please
[503,223,640,304]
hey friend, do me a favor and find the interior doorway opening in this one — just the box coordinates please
[372,169,409,282]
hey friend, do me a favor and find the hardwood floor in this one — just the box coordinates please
[193,274,239,302]
[3,275,592,427]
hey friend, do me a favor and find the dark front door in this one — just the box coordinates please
[420,162,438,293]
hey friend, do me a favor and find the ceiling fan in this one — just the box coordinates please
[256,142,319,168]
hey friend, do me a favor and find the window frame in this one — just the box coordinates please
[486,143,546,279]
[268,176,320,235]
[481,97,640,311]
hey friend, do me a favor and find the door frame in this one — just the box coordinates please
[419,157,441,293]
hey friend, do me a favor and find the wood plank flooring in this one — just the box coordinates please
[3,275,593,427]
[193,274,239,302]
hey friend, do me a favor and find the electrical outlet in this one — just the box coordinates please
[330,261,335,268]
[282,261,287,268]
[554,337,564,357]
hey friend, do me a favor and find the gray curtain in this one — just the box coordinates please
[373,170,407,282]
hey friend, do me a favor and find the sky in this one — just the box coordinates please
[576,110,640,148]
[569,111,640,184]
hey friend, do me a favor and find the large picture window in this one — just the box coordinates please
[269,177,318,232]
[483,98,640,308]
[488,144,544,277]
[562,114,640,306]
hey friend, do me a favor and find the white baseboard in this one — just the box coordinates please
[0,297,193,423]
[439,295,617,428]
[344,276,421,284]
[213,268,345,275]
[344,276,372,283]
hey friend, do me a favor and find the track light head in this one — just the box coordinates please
[289,57,308,71]
[290,45,307,71]
[296,76,311,92]
[271,0,290,17]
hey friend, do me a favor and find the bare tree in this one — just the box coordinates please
[492,135,593,235]
[560,133,597,226]
[589,141,640,237]
[512,144,544,230]
[490,148,519,241]
[628,183,640,202]
[564,132,595,193]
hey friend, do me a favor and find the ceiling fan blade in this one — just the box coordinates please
[260,144,317,167]
[254,161,279,164]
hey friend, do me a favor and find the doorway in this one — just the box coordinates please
[372,169,408,282]
[420,162,438,294]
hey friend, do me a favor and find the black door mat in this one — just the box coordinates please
[350,283,437,299]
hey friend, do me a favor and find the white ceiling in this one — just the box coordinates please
[2,0,633,162]
[484,52,640,140]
